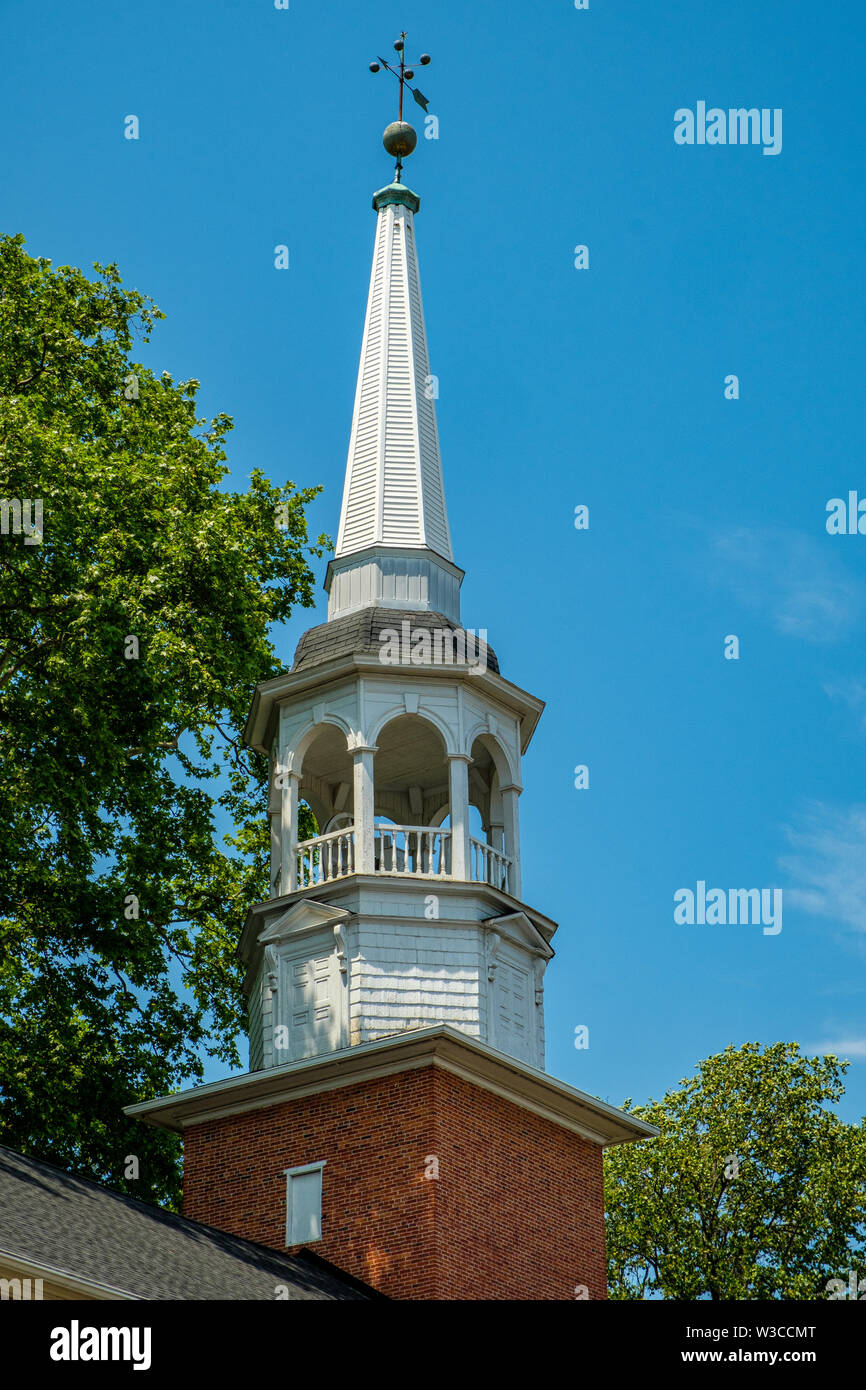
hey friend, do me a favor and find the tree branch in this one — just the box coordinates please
[13,334,50,390]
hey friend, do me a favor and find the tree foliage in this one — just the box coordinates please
[604,1042,866,1299]
[0,234,324,1206]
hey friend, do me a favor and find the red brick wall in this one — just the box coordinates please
[182,1066,607,1300]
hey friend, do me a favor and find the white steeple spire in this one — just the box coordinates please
[326,183,463,623]
[337,184,452,561]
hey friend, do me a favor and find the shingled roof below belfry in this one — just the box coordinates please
[293,605,500,675]
[0,1145,383,1300]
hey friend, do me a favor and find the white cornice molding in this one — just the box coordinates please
[243,656,545,756]
[125,1025,658,1149]
[239,875,559,967]
[325,544,465,590]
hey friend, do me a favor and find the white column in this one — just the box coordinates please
[489,779,505,851]
[500,783,522,898]
[353,746,376,874]
[268,766,281,898]
[280,769,301,895]
[448,754,471,880]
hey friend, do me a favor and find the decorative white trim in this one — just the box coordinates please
[291,715,355,772]
[333,922,347,975]
[126,1026,659,1148]
[483,911,554,959]
[327,551,462,623]
[347,732,378,755]
[243,654,546,760]
[264,946,279,993]
[487,930,501,983]
[258,900,353,948]
[462,719,518,786]
[367,703,455,756]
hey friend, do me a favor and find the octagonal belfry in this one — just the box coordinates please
[240,179,554,1074]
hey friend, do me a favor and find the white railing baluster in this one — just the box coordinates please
[368,825,452,878]
[296,824,466,885]
[468,836,512,893]
[296,826,358,887]
[302,826,521,884]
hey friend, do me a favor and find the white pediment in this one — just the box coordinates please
[483,911,553,960]
[258,899,353,947]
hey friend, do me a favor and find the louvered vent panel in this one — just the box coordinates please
[339,219,387,551]
[382,214,421,544]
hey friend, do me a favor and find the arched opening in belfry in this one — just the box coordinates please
[469,733,517,893]
[271,717,519,893]
[295,722,354,885]
[297,723,354,827]
[373,715,451,875]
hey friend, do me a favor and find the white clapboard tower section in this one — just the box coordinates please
[327,182,460,623]
[242,177,555,1076]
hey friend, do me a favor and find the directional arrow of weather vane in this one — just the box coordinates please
[369,31,431,118]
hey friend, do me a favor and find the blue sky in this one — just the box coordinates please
[4,0,865,1121]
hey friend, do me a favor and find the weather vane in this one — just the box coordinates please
[369,33,431,182]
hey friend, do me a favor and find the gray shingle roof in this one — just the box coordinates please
[293,605,500,674]
[0,1146,382,1300]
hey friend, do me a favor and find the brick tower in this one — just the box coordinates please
[128,58,655,1299]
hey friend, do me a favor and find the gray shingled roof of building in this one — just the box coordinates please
[0,1146,383,1301]
[292,605,500,674]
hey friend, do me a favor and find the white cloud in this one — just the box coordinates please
[709,525,862,643]
[779,801,866,932]
[803,1037,866,1059]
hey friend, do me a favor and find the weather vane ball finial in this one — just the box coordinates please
[369,32,431,181]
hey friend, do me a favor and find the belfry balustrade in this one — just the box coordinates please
[295,823,512,893]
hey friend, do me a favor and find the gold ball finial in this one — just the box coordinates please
[383,121,417,159]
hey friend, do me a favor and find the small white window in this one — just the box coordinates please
[284,1161,326,1245]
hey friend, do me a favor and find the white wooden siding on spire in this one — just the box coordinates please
[336,198,454,562]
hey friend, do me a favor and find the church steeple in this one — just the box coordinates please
[325,44,462,624]
[124,38,658,1303]
[238,40,555,1072]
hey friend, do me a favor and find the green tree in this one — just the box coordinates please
[0,234,324,1206]
[605,1042,866,1299]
